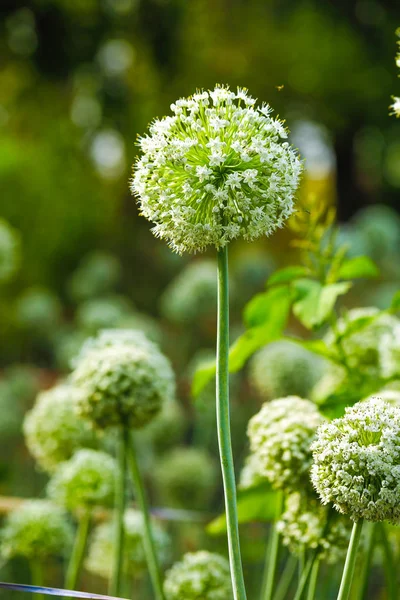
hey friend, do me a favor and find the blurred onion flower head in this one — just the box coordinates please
[324,307,399,377]
[135,398,187,454]
[250,340,323,400]
[0,500,72,561]
[362,389,400,406]
[160,259,217,324]
[68,251,122,302]
[23,382,95,473]
[277,492,351,564]
[248,396,325,491]
[0,218,20,283]
[16,287,62,331]
[379,321,400,379]
[311,398,400,522]
[164,551,232,600]
[153,447,217,509]
[72,329,175,429]
[47,449,116,511]
[85,509,170,578]
[238,452,266,490]
[131,85,302,254]
[76,295,133,333]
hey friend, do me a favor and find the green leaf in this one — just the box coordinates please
[282,337,340,363]
[191,285,291,396]
[337,256,379,280]
[292,279,351,329]
[207,483,279,535]
[389,291,400,313]
[267,265,309,286]
[230,285,291,372]
[191,359,216,397]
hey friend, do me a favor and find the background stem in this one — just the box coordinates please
[216,246,247,600]
[273,554,297,600]
[306,559,320,600]
[109,426,128,597]
[127,431,165,600]
[337,519,364,600]
[354,522,375,600]
[378,522,397,600]
[65,510,91,590]
[260,491,283,600]
[30,560,44,600]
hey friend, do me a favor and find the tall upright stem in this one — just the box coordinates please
[216,246,247,600]
[127,431,165,600]
[109,427,128,597]
[65,510,91,590]
[306,559,320,600]
[337,519,364,600]
[30,560,44,600]
[260,491,283,600]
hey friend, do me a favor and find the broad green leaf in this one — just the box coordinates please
[230,285,291,372]
[191,359,216,397]
[337,256,379,280]
[207,483,279,535]
[267,265,309,286]
[292,279,351,329]
[192,286,291,396]
[282,337,341,363]
[243,285,289,328]
[389,290,400,313]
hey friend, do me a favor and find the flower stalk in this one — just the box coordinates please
[127,431,165,600]
[216,246,247,600]
[336,519,364,600]
[65,510,91,590]
[109,428,127,597]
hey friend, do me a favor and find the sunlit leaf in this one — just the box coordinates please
[267,266,309,286]
[337,256,379,280]
[292,279,351,329]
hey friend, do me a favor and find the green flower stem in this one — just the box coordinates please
[260,491,283,600]
[65,510,91,590]
[109,426,128,597]
[30,560,44,600]
[273,554,297,600]
[354,522,375,600]
[337,519,364,600]
[216,246,247,600]
[127,431,165,600]
[306,559,320,600]
[378,522,397,600]
[293,554,316,600]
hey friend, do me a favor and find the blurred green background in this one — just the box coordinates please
[0,0,400,597]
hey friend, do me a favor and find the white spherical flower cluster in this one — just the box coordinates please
[164,551,232,600]
[0,500,72,561]
[72,329,175,429]
[277,492,351,564]
[380,321,400,379]
[324,307,398,377]
[85,509,170,578]
[160,260,217,324]
[362,389,400,406]
[0,218,20,283]
[311,398,400,522]
[131,86,302,254]
[247,396,324,490]
[47,449,116,511]
[153,447,217,509]
[23,383,95,473]
[250,340,322,400]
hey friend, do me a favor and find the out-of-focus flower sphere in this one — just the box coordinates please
[72,330,175,429]
[23,382,96,473]
[68,251,122,302]
[164,551,232,600]
[131,85,302,254]
[249,340,323,400]
[47,449,116,511]
[311,398,400,522]
[16,287,62,332]
[153,447,217,509]
[160,259,217,324]
[85,509,170,578]
[0,500,72,561]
